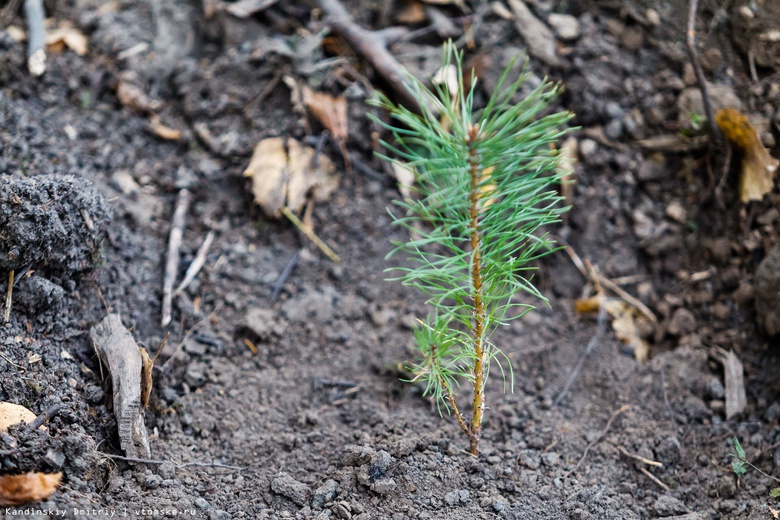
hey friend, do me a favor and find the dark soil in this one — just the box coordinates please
[1,0,780,518]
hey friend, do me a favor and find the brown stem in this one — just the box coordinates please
[467,124,485,457]
[685,0,722,142]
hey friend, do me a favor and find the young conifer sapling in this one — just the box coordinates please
[370,44,573,457]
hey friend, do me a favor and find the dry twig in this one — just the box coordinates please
[174,230,214,296]
[554,302,607,406]
[281,207,340,262]
[319,0,420,111]
[685,0,721,141]
[3,270,13,324]
[162,189,191,327]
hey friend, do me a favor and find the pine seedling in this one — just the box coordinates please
[369,43,573,457]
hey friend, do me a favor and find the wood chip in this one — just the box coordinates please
[712,347,747,420]
[90,314,151,459]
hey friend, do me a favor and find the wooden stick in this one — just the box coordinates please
[174,230,214,296]
[162,189,191,327]
[319,0,420,111]
[281,207,340,262]
[639,466,670,491]
[4,269,14,324]
[272,249,301,300]
[24,0,45,76]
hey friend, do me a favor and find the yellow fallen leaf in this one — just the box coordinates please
[243,137,288,218]
[716,108,779,202]
[0,402,36,432]
[0,473,62,506]
[45,25,88,55]
[244,138,339,219]
[301,86,348,144]
[575,294,650,362]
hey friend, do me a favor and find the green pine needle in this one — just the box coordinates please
[369,41,573,456]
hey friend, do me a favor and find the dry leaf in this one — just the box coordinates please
[244,138,339,219]
[226,0,280,18]
[139,347,153,409]
[391,162,416,200]
[243,137,289,218]
[5,26,26,42]
[396,0,428,24]
[575,295,650,362]
[287,138,338,209]
[301,86,349,144]
[0,473,62,506]
[45,25,88,55]
[148,115,182,141]
[716,108,779,202]
[0,402,36,432]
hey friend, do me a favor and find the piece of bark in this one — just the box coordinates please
[506,0,560,66]
[713,347,747,420]
[90,314,151,459]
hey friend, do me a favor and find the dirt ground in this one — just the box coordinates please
[1,0,780,518]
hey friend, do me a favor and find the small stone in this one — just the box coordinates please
[711,302,730,321]
[337,294,367,320]
[541,452,560,467]
[44,449,65,469]
[312,479,339,508]
[144,474,163,489]
[668,308,696,336]
[369,306,394,327]
[547,13,579,40]
[646,8,660,25]
[369,478,397,494]
[519,449,540,470]
[665,201,686,223]
[333,502,351,519]
[717,476,736,499]
[653,494,688,516]
[283,290,334,323]
[272,472,310,506]
[578,138,597,158]
[491,499,508,513]
[444,489,470,506]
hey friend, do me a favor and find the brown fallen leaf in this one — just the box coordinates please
[396,0,428,24]
[716,108,779,202]
[575,294,650,363]
[0,473,62,506]
[301,86,349,144]
[244,137,339,219]
[0,402,36,432]
[300,84,351,173]
[45,24,88,55]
